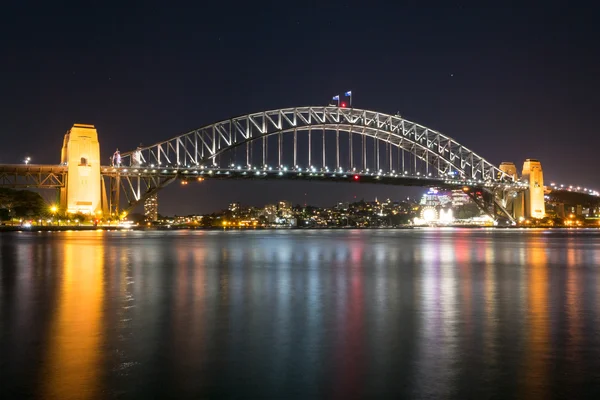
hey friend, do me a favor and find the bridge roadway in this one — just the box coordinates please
[0,162,528,191]
[100,165,524,191]
[1,163,523,221]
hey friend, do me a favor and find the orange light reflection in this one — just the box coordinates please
[42,236,104,399]
[522,245,548,399]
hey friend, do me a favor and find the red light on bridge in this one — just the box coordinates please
[353,175,360,181]
[341,102,347,108]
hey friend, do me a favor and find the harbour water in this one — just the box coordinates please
[1,229,600,399]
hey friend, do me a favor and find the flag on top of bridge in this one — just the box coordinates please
[332,95,339,100]
[345,91,352,96]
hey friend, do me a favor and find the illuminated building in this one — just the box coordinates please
[228,202,240,212]
[278,200,292,217]
[264,204,277,223]
[336,202,350,210]
[451,190,470,206]
[415,206,454,225]
[144,194,158,221]
[60,124,102,214]
[522,159,546,219]
[414,188,483,225]
[420,188,452,207]
[439,208,454,223]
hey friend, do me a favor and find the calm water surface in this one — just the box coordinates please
[1,229,600,399]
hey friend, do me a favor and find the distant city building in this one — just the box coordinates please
[229,202,240,212]
[451,190,471,206]
[420,189,451,207]
[278,200,292,217]
[336,202,349,210]
[264,204,277,223]
[144,194,158,221]
[419,188,470,209]
[278,200,292,210]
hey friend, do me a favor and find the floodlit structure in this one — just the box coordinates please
[104,106,521,220]
[439,208,454,223]
[144,193,158,221]
[522,159,545,218]
[421,207,438,222]
[499,162,518,180]
[3,106,588,224]
[60,124,102,214]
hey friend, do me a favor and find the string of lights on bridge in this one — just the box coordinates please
[549,182,599,197]
[106,162,531,190]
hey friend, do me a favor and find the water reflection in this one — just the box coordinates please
[42,233,105,399]
[522,244,549,399]
[1,229,600,398]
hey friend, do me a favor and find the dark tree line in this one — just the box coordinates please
[0,188,48,220]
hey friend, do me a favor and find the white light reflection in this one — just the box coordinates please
[413,236,459,398]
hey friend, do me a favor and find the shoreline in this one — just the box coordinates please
[1,225,597,232]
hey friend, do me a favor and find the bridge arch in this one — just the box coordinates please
[122,107,509,182]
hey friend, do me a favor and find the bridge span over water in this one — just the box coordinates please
[0,106,567,223]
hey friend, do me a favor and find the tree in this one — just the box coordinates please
[71,212,88,224]
[0,188,47,218]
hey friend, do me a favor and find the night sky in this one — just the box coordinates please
[1,2,598,214]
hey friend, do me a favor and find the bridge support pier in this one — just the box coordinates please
[108,174,121,218]
[522,159,545,219]
[60,124,102,215]
[100,178,109,216]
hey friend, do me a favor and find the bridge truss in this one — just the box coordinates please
[105,106,523,221]
[121,107,509,180]
[0,165,66,188]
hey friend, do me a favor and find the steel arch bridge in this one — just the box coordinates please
[103,106,524,221]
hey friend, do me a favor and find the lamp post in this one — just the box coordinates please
[24,157,31,165]
[50,205,57,226]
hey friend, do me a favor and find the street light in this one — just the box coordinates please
[24,157,31,165]
[50,205,57,226]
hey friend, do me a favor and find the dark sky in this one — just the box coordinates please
[1,1,598,214]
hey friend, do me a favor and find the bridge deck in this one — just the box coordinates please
[0,164,67,188]
[100,166,522,190]
[0,164,67,173]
